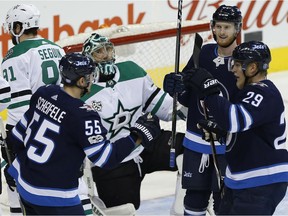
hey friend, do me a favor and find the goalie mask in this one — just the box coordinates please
[3,4,40,44]
[210,5,242,46]
[82,33,116,80]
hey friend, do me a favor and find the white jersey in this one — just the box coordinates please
[1,37,65,125]
[0,76,11,112]
[82,61,174,162]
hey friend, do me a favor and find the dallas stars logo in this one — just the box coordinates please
[104,100,140,139]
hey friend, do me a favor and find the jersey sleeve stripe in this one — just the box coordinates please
[93,144,112,167]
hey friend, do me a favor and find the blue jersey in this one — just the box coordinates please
[180,43,239,154]
[205,80,288,189]
[8,85,136,207]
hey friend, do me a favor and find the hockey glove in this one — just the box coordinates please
[130,113,161,149]
[163,72,185,97]
[197,119,227,144]
[182,68,220,98]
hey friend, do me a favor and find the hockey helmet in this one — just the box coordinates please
[232,41,271,71]
[212,5,242,23]
[59,53,96,85]
[3,4,40,34]
[211,5,242,33]
[82,33,116,77]
[82,33,115,62]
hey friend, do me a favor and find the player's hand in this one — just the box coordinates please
[130,113,161,148]
[182,68,220,98]
[163,72,185,97]
[197,119,227,143]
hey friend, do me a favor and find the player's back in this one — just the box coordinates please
[1,38,66,125]
[11,85,98,191]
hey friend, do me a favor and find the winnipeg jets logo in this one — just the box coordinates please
[183,171,192,178]
[92,101,102,112]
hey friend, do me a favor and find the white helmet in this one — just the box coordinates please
[3,4,40,37]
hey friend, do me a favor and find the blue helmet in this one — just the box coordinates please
[212,5,242,24]
[59,52,95,85]
[232,41,271,71]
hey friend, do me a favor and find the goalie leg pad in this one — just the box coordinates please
[90,196,135,216]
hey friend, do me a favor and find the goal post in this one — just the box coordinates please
[56,20,211,88]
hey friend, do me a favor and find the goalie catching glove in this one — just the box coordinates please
[197,119,227,144]
[130,113,161,148]
[182,67,220,98]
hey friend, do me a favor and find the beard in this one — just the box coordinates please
[217,36,236,48]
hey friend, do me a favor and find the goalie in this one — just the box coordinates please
[81,33,186,213]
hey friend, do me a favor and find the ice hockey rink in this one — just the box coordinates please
[1,70,288,215]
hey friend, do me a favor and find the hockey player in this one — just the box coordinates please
[7,52,161,215]
[163,5,242,215]
[184,40,288,215]
[81,33,185,212]
[1,4,66,214]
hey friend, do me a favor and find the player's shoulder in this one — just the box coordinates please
[201,43,217,53]
[116,60,147,80]
[2,38,64,63]
[38,85,99,117]
[242,79,282,102]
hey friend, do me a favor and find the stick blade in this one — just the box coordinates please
[193,33,203,68]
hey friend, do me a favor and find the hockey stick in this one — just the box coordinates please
[193,33,223,192]
[0,117,12,165]
[170,0,183,168]
[0,117,26,212]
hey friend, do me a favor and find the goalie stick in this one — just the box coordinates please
[193,33,223,193]
[170,0,183,168]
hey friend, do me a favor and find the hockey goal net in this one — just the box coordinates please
[56,20,211,132]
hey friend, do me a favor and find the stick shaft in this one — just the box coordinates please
[170,0,183,168]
